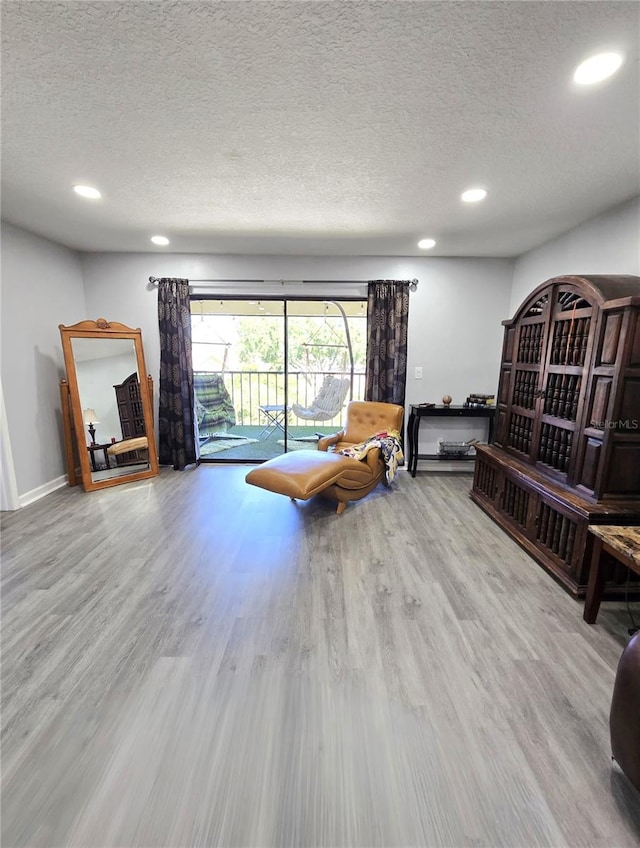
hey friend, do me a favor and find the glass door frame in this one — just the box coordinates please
[190,294,366,463]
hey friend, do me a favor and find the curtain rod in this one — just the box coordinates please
[148,277,418,290]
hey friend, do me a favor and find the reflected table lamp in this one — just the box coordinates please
[83,408,100,445]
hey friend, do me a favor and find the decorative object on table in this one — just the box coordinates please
[82,408,100,445]
[437,438,479,458]
[441,395,452,407]
[417,402,436,408]
[463,393,495,408]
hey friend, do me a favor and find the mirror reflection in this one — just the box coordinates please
[71,337,149,482]
[59,318,159,493]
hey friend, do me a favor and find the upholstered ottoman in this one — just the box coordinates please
[245,449,378,514]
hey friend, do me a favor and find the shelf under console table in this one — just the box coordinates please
[407,404,496,477]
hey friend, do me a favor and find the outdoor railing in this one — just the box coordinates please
[222,370,366,428]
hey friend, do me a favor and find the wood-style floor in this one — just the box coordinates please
[2,466,640,847]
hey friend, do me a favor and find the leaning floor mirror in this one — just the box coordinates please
[59,318,159,492]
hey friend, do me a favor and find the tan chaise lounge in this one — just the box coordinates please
[245,401,404,514]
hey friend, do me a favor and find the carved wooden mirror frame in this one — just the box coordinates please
[59,318,159,492]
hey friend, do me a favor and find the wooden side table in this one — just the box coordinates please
[583,526,640,623]
[258,405,290,438]
[87,443,112,472]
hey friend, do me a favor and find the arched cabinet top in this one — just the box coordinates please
[505,275,640,326]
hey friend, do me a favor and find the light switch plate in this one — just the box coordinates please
[415,366,423,379]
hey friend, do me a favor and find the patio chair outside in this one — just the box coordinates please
[194,372,236,438]
[292,375,351,422]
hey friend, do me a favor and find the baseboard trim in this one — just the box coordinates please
[19,475,68,508]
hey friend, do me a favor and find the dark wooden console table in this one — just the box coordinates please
[407,404,495,477]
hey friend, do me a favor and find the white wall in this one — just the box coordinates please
[0,234,512,502]
[6,196,637,503]
[81,252,514,455]
[510,196,640,312]
[1,222,85,501]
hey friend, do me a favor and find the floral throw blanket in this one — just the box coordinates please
[337,429,404,483]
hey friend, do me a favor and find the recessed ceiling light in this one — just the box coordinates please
[573,52,623,85]
[418,238,436,250]
[150,235,170,246]
[461,188,487,203]
[73,184,101,199]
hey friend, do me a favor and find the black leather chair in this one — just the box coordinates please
[610,632,640,793]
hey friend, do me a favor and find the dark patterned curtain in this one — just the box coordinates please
[157,278,197,470]
[365,280,410,406]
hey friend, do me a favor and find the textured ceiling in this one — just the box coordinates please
[1,1,639,257]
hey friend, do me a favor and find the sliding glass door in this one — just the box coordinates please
[191,297,366,462]
[283,300,365,450]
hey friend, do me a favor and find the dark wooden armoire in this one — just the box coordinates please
[113,372,147,465]
[471,274,640,597]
